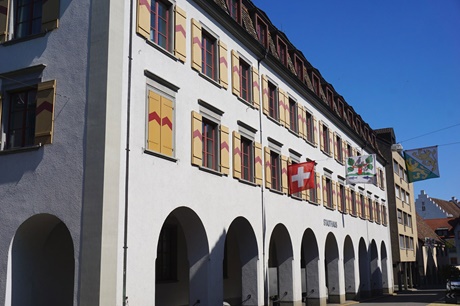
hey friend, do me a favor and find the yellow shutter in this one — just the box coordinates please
[220,125,230,175]
[231,50,240,96]
[329,129,333,156]
[161,97,174,156]
[345,188,350,214]
[41,0,59,32]
[319,122,324,152]
[365,197,370,219]
[254,142,263,186]
[264,146,271,189]
[342,140,346,163]
[233,131,241,179]
[136,0,150,39]
[0,0,9,43]
[322,175,327,207]
[174,6,187,62]
[147,91,161,152]
[252,67,260,109]
[219,40,228,89]
[191,18,202,71]
[298,104,304,138]
[376,167,381,187]
[278,89,285,126]
[284,95,290,128]
[353,148,357,157]
[337,184,342,212]
[281,155,288,194]
[357,194,362,218]
[35,80,56,145]
[262,74,269,115]
[333,132,338,160]
[381,169,385,190]
[315,172,321,204]
[191,111,202,166]
[313,116,318,147]
[332,181,337,210]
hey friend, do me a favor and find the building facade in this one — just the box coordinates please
[0,0,393,305]
[376,128,418,291]
[415,190,460,220]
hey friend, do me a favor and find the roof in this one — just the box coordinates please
[424,217,459,238]
[416,213,442,242]
[431,197,460,218]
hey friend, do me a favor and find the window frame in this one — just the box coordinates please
[339,183,346,212]
[255,15,268,48]
[276,37,288,66]
[226,0,241,23]
[311,72,320,96]
[241,135,254,182]
[325,177,333,209]
[267,81,278,120]
[288,97,298,133]
[270,150,281,192]
[322,123,330,154]
[149,0,173,51]
[350,190,357,216]
[335,134,343,162]
[294,54,304,81]
[305,110,314,143]
[239,58,251,102]
[201,29,218,81]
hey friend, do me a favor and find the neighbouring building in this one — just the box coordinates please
[0,0,393,305]
[416,190,460,220]
[376,128,418,291]
[424,218,460,266]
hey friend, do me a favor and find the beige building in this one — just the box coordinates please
[376,128,418,291]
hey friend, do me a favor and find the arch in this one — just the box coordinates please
[155,207,209,306]
[380,241,389,293]
[10,214,74,306]
[223,217,259,305]
[343,235,356,300]
[268,224,293,304]
[358,238,370,299]
[324,232,341,303]
[300,228,320,305]
[369,240,381,295]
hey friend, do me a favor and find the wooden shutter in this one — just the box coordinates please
[147,91,161,152]
[298,104,304,138]
[315,172,321,204]
[0,0,9,43]
[191,18,202,71]
[278,89,286,126]
[332,181,337,210]
[42,0,60,32]
[220,125,230,175]
[319,122,324,152]
[264,147,271,189]
[254,142,263,186]
[161,96,174,156]
[352,148,357,157]
[313,116,318,146]
[357,194,362,218]
[191,111,202,166]
[337,183,342,212]
[284,95,290,128]
[174,6,187,62]
[376,167,381,187]
[281,155,288,194]
[322,176,327,207]
[252,67,260,109]
[342,140,346,163]
[219,40,228,89]
[329,129,333,155]
[137,0,151,39]
[231,50,240,96]
[262,74,269,115]
[365,197,370,219]
[333,132,338,160]
[345,188,351,214]
[233,131,241,179]
[35,80,56,145]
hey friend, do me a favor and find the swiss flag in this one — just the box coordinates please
[288,161,315,194]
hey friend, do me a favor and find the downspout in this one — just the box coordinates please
[122,0,134,305]
[257,48,268,306]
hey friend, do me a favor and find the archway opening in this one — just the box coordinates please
[380,241,389,293]
[325,232,341,303]
[358,238,370,299]
[343,236,356,300]
[370,240,381,295]
[300,229,320,305]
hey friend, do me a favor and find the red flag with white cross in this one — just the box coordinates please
[288,161,315,194]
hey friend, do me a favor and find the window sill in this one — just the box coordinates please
[290,194,303,201]
[144,149,178,162]
[236,96,256,109]
[307,201,320,206]
[305,139,317,148]
[237,178,258,187]
[198,165,224,177]
[1,32,47,46]
[197,71,223,89]
[267,115,281,126]
[325,205,335,211]
[268,187,283,195]
[0,144,42,155]
[287,128,299,138]
[145,39,179,62]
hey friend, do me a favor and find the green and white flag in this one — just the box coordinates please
[346,154,376,184]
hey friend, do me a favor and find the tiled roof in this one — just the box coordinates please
[431,197,460,218]
[416,213,441,242]
[424,217,459,238]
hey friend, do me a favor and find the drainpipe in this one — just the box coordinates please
[122,0,134,305]
[257,48,268,306]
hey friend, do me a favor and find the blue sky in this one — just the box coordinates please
[251,0,460,201]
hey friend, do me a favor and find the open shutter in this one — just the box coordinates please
[342,140,347,163]
[281,155,288,194]
[191,111,202,166]
[278,89,285,126]
[161,96,174,156]
[233,131,241,179]
[332,181,337,210]
[231,50,240,96]
[298,104,304,138]
[333,133,338,160]
[264,147,271,189]
[42,0,60,32]
[284,95,290,128]
[0,0,9,42]
[262,74,269,115]
[313,116,318,147]
[352,148,357,157]
[322,176,327,207]
[219,40,228,89]
[315,172,321,204]
[345,188,350,214]
[35,80,56,145]
[252,67,260,109]
[220,125,230,175]
[191,18,202,71]
[376,167,381,187]
[329,129,333,155]
[174,6,187,62]
[319,122,324,152]
[337,183,342,212]
[137,0,151,39]
[254,142,262,185]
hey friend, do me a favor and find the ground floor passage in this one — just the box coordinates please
[1,208,391,306]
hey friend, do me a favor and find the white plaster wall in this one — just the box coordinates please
[0,0,90,305]
[415,190,449,219]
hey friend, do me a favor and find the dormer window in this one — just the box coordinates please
[326,87,334,109]
[227,0,240,23]
[294,54,304,80]
[347,109,353,126]
[277,38,287,66]
[337,99,344,119]
[311,73,320,96]
[255,16,268,48]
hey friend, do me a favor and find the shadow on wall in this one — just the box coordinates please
[0,148,44,185]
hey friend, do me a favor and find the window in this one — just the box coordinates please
[403,212,408,226]
[395,185,401,199]
[15,0,43,39]
[268,81,278,120]
[325,177,333,209]
[156,224,177,281]
[360,194,365,218]
[1,75,56,150]
[337,99,344,118]
[351,190,357,216]
[379,168,385,189]
[397,210,402,224]
[277,38,287,66]
[393,159,399,174]
[368,197,373,221]
[255,16,268,48]
[202,118,219,170]
[241,136,254,182]
[270,151,281,191]
[289,98,298,133]
[150,0,171,50]
[239,59,251,102]
[309,169,319,203]
[311,73,320,96]
[407,215,412,228]
[294,55,304,80]
[305,111,314,143]
[347,143,353,159]
[339,184,346,212]
[227,0,240,22]
[326,88,334,109]
[335,134,343,162]
[201,30,217,80]
[382,205,387,225]
[376,202,381,223]
[321,123,330,154]
[399,235,405,249]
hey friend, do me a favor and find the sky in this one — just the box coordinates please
[251,0,460,201]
